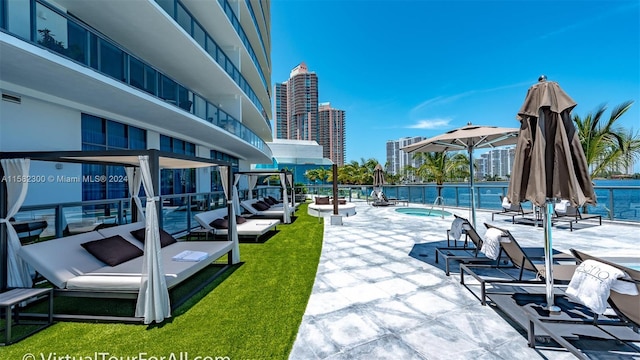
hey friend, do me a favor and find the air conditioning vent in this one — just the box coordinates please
[2,93,21,104]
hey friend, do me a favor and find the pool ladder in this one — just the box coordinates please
[427,196,445,218]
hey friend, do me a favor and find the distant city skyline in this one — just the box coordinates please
[271,1,639,172]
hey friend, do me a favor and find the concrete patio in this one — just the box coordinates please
[289,201,640,359]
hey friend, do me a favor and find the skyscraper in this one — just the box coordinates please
[386,136,426,179]
[275,62,319,141]
[318,102,346,166]
[274,63,346,165]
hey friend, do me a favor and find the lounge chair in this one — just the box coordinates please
[554,202,602,231]
[370,190,391,207]
[522,249,640,359]
[460,223,577,305]
[240,199,294,221]
[194,208,279,242]
[435,215,498,276]
[491,196,534,223]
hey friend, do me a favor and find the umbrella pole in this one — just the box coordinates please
[543,199,560,314]
[468,148,477,228]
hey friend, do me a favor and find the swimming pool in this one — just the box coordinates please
[395,208,452,217]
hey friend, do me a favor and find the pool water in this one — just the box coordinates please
[395,208,452,217]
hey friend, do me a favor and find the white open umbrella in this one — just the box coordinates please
[402,123,519,228]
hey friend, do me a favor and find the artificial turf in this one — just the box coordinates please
[1,202,323,360]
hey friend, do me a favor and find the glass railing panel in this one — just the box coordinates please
[24,0,269,154]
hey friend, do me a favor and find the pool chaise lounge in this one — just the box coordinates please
[194,208,279,241]
[240,198,296,221]
[17,222,233,319]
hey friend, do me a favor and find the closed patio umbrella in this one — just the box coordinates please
[373,164,385,193]
[506,76,596,312]
[402,123,519,228]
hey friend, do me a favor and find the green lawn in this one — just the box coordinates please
[2,202,323,360]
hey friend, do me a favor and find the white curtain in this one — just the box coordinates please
[134,156,170,324]
[0,159,33,288]
[125,167,144,220]
[286,173,296,209]
[218,166,240,264]
[279,173,291,224]
[247,175,258,200]
[232,174,241,216]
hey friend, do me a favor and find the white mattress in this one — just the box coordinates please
[65,241,233,291]
[18,225,233,292]
[195,208,279,236]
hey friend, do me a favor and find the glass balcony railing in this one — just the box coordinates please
[1,0,269,153]
[155,0,271,128]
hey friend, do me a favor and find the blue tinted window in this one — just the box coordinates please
[160,135,172,152]
[129,57,145,91]
[156,0,175,18]
[67,21,87,63]
[107,121,127,149]
[129,127,146,149]
[176,3,191,34]
[89,34,98,69]
[194,95,206,119]
[144,65,157,94]
[82,114,106,146]
[194,23,206,48]
[160,75,177,102]
[100,39,124,81]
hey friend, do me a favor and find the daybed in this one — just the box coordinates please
[240,198,295,221]
[17,222,233,318]
[194,208,279,241]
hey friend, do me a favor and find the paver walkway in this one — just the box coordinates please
[289,201,640,359]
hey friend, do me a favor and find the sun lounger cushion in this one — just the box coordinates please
[130,227,177,248]
[252,202,269,211]
[210,218,229,229]
[315,196,330,205]
[225,215,247,224]
[81,235,144,266]
[566,259,639,314]
[263,197,275,205]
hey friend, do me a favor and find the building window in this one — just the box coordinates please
[210,150,238,191]
[81,114,147,201]
[160,135,196,196]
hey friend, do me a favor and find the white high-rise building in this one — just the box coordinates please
[386,136,426,178]
[1,0,273,204]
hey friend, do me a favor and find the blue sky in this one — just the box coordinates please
[270,0,640,170]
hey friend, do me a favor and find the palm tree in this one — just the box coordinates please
[574,101,635,178]
[413,152,469,199]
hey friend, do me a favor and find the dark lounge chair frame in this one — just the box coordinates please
[523,249,640,359]
[491,196,534,223]
[460,223,576,305]
[435,215,497,276]
[554,205,602,231]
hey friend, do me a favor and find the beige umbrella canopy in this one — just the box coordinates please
[373,164,385,188]
[402,123,519,227]
[506,77,596,313]
[506,79,596,208]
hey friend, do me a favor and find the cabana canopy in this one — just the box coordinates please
[0,149,235,324]
[234,170,295,224]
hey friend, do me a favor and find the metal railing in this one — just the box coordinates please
[303,184,640,223]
